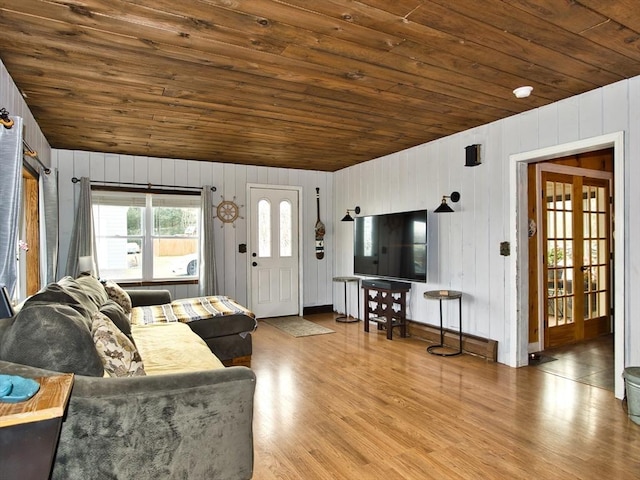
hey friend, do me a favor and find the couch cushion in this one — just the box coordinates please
[127,289,172,308]
[188,314,257,339]
[103,280,132,314]
[99,299,132,341]
[0,304,104,377]
[91,312,145,377]
[57,276,100,318]
[131,323,224,375]
[21,282,95,326]
[75,274,110,308]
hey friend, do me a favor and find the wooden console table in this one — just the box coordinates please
[0,373,74,479]
[363,283,410,339]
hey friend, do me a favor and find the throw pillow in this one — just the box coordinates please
[103,280,132,315]
[99,300,133,342]
[91,312,145,377]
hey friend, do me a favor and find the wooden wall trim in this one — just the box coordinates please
[23,171,40,296]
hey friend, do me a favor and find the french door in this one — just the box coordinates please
[541,170,612,348]
[248,186,300,318]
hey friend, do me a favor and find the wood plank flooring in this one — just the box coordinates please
[251,314,640,479]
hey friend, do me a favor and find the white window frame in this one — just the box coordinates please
[92,189,201,283]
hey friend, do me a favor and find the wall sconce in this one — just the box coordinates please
[465,144,481,167]
[341,206,361,222]
[434,192,460,213]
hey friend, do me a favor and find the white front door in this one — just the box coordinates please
[248,186,300,318]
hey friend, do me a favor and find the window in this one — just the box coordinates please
[92,191,200,281]
[279,200,292,257]
[258,199,271,258]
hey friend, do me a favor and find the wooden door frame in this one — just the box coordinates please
[509,131,625,399]
[22,168,40,296]
[245,183,303,316]
[534,164,613,350]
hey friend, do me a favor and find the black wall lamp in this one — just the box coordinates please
[465,144,481,167]
[434,192,460,213]
[341,206,361,222]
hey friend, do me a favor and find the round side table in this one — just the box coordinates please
[424,290,463,356]
[333,276,360,323]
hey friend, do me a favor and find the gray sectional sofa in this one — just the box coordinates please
[0,275,256,480]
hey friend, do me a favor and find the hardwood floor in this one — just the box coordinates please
[250,314,640,479]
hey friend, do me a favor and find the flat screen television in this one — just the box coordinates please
[353,209,427,282]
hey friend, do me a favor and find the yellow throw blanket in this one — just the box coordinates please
[131,323,225,375]
[130,295,255,327]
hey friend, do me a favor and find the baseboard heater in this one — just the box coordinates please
[408,321,498,362]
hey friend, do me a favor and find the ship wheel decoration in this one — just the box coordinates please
[214,196,244,227]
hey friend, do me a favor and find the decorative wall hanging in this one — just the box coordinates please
[315,187,325,259]
[214,196,243,227]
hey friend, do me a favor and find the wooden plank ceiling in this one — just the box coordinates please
[2,1,640,172]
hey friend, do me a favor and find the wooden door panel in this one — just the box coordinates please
[547,323,576,349]
[541,170,611,349]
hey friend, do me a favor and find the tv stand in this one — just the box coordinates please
[361,279,410,291]
[362,282,411,340]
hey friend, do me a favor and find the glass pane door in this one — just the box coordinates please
[542,172,611,348]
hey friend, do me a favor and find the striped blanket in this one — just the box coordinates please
[130,296,255,326]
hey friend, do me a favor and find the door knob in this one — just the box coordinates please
[252,262,257,267]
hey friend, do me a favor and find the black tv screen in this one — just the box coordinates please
[354,209,427,282]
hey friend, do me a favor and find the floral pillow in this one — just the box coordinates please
[103,280,132,315]
[91,312,145,377]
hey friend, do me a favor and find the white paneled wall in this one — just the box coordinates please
[52,150,333,307]
[334,77,640,374]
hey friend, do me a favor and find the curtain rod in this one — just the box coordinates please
[0,107,14,128]
[71,177,216,192]
[1,107,51,174]
[23,140,51,174]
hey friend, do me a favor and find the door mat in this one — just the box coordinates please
[263,316,335,337]
[528,353,557,366]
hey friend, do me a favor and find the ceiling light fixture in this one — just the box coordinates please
[513,86,533,98]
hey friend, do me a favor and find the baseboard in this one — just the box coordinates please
[408,321,498,362]
[303,304,333,315]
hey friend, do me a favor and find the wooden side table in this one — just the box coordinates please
[363,284,411,339]
[424,290,463,356]
[0,373,74,480]
[333,276,360,323]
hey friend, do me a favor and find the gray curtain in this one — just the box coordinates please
[40,167,59,283]
[0,116,23,297]
[65,177,98,277]
[199,186,218,296]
